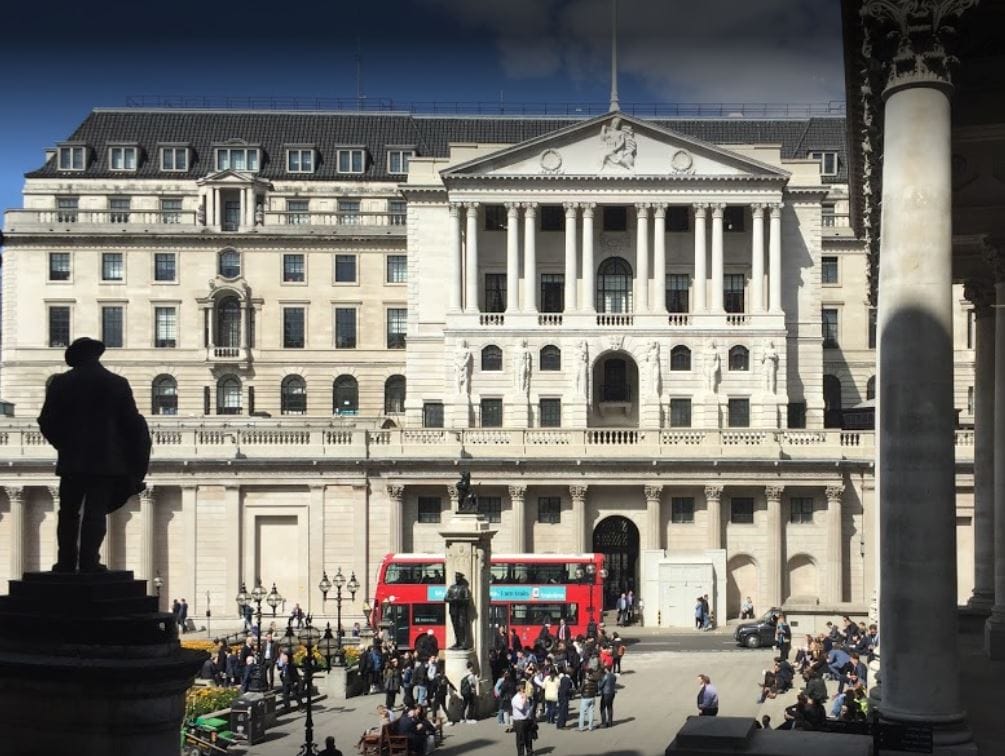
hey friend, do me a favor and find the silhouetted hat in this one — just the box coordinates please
[65,337,105,367]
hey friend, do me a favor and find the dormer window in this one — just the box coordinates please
[160,146,189,171]
[109,146,138,171]
[387,148,414,174]
[287,148,315,174]
[809,151,838,177]
[215,147,259,172]
[58,146,86,171]
[336,148,365,174]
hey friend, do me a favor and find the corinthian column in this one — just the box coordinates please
[139,487,156,592]
[569,485,588,553]
[710,204,725,313]
[581,205,596,314]
[765,485,784,608]
[564,203,578,313]
[387,484,405,554]
[693,204,708,313]
[523,203,538,314]
[751,204,766,314]
[635,203,650,313]
[448,203,462,313]
[826,484,845,604]
[506,203,520,313]
[644,485,663,550]
[989,248,1005,656]
[509,485,528,552]
[653,205,668,314]
[5,487,24,583]
[768,203,783,313]
[705,485,723,549]
[464,203,480,313]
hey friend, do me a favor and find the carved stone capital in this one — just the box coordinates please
[652,203,668,216]
[964,278,996,317]
[522,202,539,212]
[704,485,723,502]
[692,202,709,215]
[769,202,784,214]
[464,202,480,212]
[710,203,726,217]
[644,484,663,501]
[634,202,651,214]
[47,485,60,503]
[4,486,24,504]
[139,486,156,505]
[508,485,527,500]
[563,202,579,213]
[750,203,767,215]
[825,484,845,503]
[569,484,589,502]
[505,202,521,212]
[983,241,1005,283]
[448,202,464,214]
[765,485,785,503]
[580,203,597,216]
[386,483,405,503]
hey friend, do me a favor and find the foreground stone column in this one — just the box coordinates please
[710,205,725,313]
[705,485,723,550]
[506,203,520,313]
[635,203,650,312]
[825,484,845,604]
[653,204,668,314]
[569,485,588,553]
[581,205,596,313]
[988,252,1005,656]
[139,487,156,594]
[464,203,480,313]
[509,485,527,553]
[563,203,578,313]
[4,487,24,586]
[768,203,783,313]
[644,484,663,550]
[765,486,784,608]
[386,484,405,555]
[523,203,538,314]
[750,204,766,314]
[448,203,462,313]
[693,204,708,313]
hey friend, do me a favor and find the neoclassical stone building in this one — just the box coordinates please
[0,106,977,630]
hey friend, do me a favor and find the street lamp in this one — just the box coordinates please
[362,599,372,631]
[319,623,337,671]
[318,567,358,666]
[266,582,282,616]
[296,618,322,756]
[236,579,282,692]
[152,571,164,599]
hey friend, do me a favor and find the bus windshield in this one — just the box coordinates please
[384,562,444,584]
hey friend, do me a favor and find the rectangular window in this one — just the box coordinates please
[603,206,627,231]
[49,306,71,347]
[485,273,507,313]
[58,146,85,171]
[728,398,750,428]
[540,205,565,231]
[101,306,124,348]
[666,206,690,232]
[283,307,305,348]
[283,253,305,283]
[539,398,562,428]
[540,273,564,313]
[56,196,79,223]
[386,255,407,283]
[822,256,839,285]
[671,497,695,523]
[48,253,71,281]
[967,386,975,415]
[109,146,137,171]
[336,149,365,174]
[787,402,807,429]
[790,497,814,524]
[334,254,357,283]
[154,306,177,348]
[666,274,690,313]
[730,497,755,524]
[868,308,877,349]
[387,308,407,349]
[338,198,361,225]
[966,309,975,350]
[286,149,314,173]
[335,307,357,349]
[101,253,124,282]
[481,398,503,428]
[422,402,444,428]
[287,199,310,225]
[417,497,441,524]
[484,205,506,231]
[389,199,407,226]
[478,496,502,523]
[160,197,182,224]
[822,308,839,348]
[160,147,188,171]
[670,398,692,428]
[387,149,414,174]
[537,497,561,524]
[809,151,839,177]
[215,148,259,172]
[109,197,131,223]
[724,273,745,313]
[154,253,176,282]
[724,206,745,232]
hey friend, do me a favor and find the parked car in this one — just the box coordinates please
[734,607,783,648]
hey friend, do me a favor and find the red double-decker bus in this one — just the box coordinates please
[372,552,606,650]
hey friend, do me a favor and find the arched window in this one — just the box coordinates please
[152,375,178,415]
[597,257,633,313]
[824,374,843,428]
[670,345,691,371]
[216,296,241,348]
[728,345,749,371]
[333,375,359,415]
[281,375,307,415]
[216,375,242,415]
[218,248,241,278]
[384,375,406,414]
[866,375,876,401]
[540,345,561,371]
[481,345,503,371]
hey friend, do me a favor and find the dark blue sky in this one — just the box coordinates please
[0,0,844,214]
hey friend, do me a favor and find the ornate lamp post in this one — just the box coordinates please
[152,572,163,599]
[319,567,359,666]
[362,599,372,632]
[296,618,322,756]
[319,623,337,671]
[236,579,282,692]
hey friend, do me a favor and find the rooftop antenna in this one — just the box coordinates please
[609,0,620,112]
[355,38,366,110]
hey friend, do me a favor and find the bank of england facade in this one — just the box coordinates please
[0,107,978,629]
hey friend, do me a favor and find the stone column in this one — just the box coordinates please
[207,188,217,229]
[509,485,527,553]
[569,485,588,553]
[523,203,538,314]
[644,485,663,550]
[825,484,845,604]
[386,484,405,555]
[563,203,578,313]
[205,304,215,350]
[765,486,784,608]
[653,205,668,314]
[243,187,253,228]
[239,303,248,350]
[4,487,24,584]
[989,250,1005,656]
[966,278,996,611]
[211,189,220,228]
[139,487,156,594]
[751,204,766,314]
[705,485,723,550]
[464,203,480,314]
[635,203,650,313]
[693,204,708,313]
[710,204,725,313]
[768,203,783,313]
[448,203,462,313]
[506,203,520,313]
[581,205,596,313]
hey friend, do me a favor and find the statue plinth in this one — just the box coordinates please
[0,571,206,756]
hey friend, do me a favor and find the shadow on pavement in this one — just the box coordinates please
[434,738,498,754]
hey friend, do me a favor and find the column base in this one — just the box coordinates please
[965,591,994,614]
[984,613,1005,659]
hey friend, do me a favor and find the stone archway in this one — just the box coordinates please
[727,554,759,618]
[590,351,640,427]
[592,515,640,610]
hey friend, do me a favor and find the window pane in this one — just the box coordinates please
[49,307,71,347]
[387,308,406,349]
[49,253,71,281]
[423,402,444,428]
[287,199,309,225]
[102,253,124,281]
[160,198,182,223]
[247,150,258,171]
[154,252,176,281]
[822,308,839,348]
[351,150,363,172]
[417,497,441,524]
[537,497,561,524]
[109,197,131,223]
[484,205,506,231]
[670,398,691,427]
[540,346,561,371]
[671,497,695,523]
[283,253,305,282]
[484,273,507,313]
[338,199,360,224]
[389,200,407,226]
[666,207,690,232]
[481,399,503,428]
[386,255,407,283]
[477,496,502,523]
[101,306,123,348]
[384,376,406,414]
[730,498,754,524]
[540,273,564,313]
[728,398,750,428]
[481,346,502,371]
[787,402,807,429]
[335,308,357,349]
[155,307,177,348]
[666,274,689,313]
[57,196,79,222]
[152,376,178,415]
[670,346,691,371]
[219,250,240,278]
[724,274,745,313]
[540,206,565,231]
[539,398,561,428]
[283,308,305,348]
[822,256,838,284]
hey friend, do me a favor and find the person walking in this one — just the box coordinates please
[700,594,712,630]
[543,668,560,724]
[775,613,792,660]
[556,667,573,729]
[280,651,302,712]
[616,593,627,626]
[511,682,534,756]
[611,633,625,674]
[578,664,600,732]
[384,657,402,710]
[599,666,617,727]
[696,674,719,716]
[178,598,189,633]
[694,597,705,630]
[461,662,479,723]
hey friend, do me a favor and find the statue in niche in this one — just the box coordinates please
[455,341,472,396]
[455,471,479,515]
[196,200,206,226]
[705,341,721,392]
[515,339,532,395]
[601,116,637,170]
[762,341,779,395]
[575,340,590,399]
[445,572,472,649]
[647,341,662,397]
[254,202,264,226]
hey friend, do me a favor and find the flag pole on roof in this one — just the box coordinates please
[609,0,620,112]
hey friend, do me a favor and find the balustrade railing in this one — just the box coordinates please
[6,208,404,231]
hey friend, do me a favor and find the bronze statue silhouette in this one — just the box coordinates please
[445,572,472,649]
[37,337,151,573]
[456,471,479,514]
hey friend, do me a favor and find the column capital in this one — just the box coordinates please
[522,202,539,212]
[139,486,156,504]
[644,484,663,501]
[508,484,527,500]
[634,202,651,214]
[769,202,784,214]
[563,202,579,213]
[652,203,668,216]
[464,202,480,212]
[692,202,709,215]
[505,202,521,212]
[704,485,723,502]
[448,202,464,214]
[964,278,996,317]
[47,485,60,502]
[825,484,845,503]
[3,486,23,504]
[710,204,725,217]
[581,203,596,216]
[765,485,785,503]
[982,241,1005,283]
[386,483,405,502]
[751,203,766,216]
[569,484,589,501]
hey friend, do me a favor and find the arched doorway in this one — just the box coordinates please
[592,516,640,610]
[727,554,758,619]
[590,351,640,427]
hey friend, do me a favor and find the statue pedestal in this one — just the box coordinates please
[0,571,206,756]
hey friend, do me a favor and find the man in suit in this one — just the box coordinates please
[178,598,189,633]
[37,337,151,573]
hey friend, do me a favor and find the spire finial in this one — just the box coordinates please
[609,0,620,112]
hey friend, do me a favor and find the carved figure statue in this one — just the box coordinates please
[601,116,637,170]
[516,339,532,395]
[445,572,472,650]
[575,340,590,399]
[196,200,206,226]
[762,341,779,395]
[647,341,662,397]
[705,341,721,392]
[254,202,264,226]
[455,471,479,514]
[455,341,472,396]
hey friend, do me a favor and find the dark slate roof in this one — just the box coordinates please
[26,109,847,183]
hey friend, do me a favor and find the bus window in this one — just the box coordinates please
[509,603,578,626]
[489,604,508,631]
[413,603,446,625]
[385,562,442,584]
[490,564,508,583]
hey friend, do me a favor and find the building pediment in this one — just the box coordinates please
[441,111,789,183]
[197,169,272,187]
